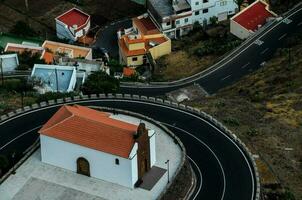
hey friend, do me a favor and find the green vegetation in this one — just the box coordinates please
[154,21,241,81]
[108,59,123,76]
[81,71,120,94]
[16,51,46,70]
[185,29,302,199]
[10,21,38,38]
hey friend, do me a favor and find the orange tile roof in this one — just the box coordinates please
[42,51,54,64]
[133,16,160,35]
[42,40,91,61]
[119,35,167,57]
[123,67,136,77]
[119,38,146,57]
[39,105,138,158]
[5,44,43,55]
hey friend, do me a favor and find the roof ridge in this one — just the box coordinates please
[75,112,137,134]
[40,106,74,133]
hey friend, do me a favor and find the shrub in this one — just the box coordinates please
[10,21,37,37]
[223,117,240,126]
[36,92,77,103]
[81,71,120,95]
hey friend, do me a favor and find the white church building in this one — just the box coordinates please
[39,105,156,188]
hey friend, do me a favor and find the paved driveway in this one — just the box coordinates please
[93,19,132,59]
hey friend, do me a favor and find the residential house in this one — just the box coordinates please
[230,0,277,39]
[4,42,44,55]
[118,14,171,67]
[0,54,19,73]
[0,32,42,49]
[31,64,77,93]
[41,40,92,64]
[39,105,156,188]
[55,8,91,42]
[55,57,110,76]
[147,0,238,38]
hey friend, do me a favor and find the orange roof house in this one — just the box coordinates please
[118,14,171,67]
[41,40,92,64]
[4,43,44,55]
[39,105,137,158]
[39,105,157,188]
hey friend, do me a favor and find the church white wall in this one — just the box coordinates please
[148,130,156,167]
[40,135,136,188]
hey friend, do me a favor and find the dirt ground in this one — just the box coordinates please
[185,30,302,199]
[0,0,144,39]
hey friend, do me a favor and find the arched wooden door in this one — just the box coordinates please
[77,157,90,177]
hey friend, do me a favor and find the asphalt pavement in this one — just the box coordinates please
[0,98,256,200]
[120,3,302,95]
[93,19,132,59]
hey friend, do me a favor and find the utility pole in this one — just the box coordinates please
[25,0,29,11]
[165,159,170,184]
[0,58,4,86]
[288,47,291,67]
[55,68,59,92]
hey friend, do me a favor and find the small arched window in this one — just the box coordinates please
[115,158,119,165]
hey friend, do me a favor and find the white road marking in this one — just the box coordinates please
[221,75,231,81]
[260,48,269,54]
[254,39,264,46]
[163,123,224,200]
[0,98,262,200]
[0,126,42,150]
[241,62,250,69]
[187,156,203,200]
[282,18,293,24]
[278,33,287,40]
[121,6,302,89]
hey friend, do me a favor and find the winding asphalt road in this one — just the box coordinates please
[2,3,302,200]
[120,3,302,95]
[0,97,256,200]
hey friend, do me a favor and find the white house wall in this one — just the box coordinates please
[40,135,137,188]
[230,19,251,39]
[148,130,156,167]
[56,21,76,41]
[67,68,77,92]
[190,0,237,24]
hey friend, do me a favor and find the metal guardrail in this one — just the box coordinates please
[0,93,260,200]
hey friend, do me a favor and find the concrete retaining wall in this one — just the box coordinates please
[0,93,260,200]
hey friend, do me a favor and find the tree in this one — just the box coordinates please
[108,59,123,76]
[10,21,37,37]
[17,50,45,70]
[81,71,120,94]
[209,16,218,25]
[234,0,245,11]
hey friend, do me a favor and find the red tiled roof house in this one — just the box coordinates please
[39,105,156,188]
[230,0,277,39]
[55,8,91,42]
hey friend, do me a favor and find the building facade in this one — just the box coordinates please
[0,54,19,73]
[39,105,156,188]
[118,14,171,67]
[55,8,91,42]
[41,40,93,64]
[147,0,238,38]
[31,64,77,93]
